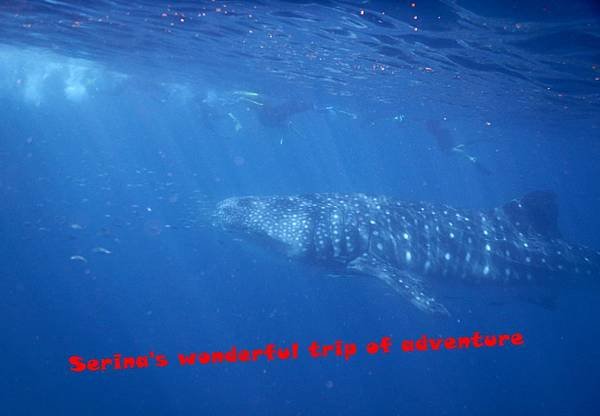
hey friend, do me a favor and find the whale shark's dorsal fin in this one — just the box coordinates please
[348,255,450,316]
[502,191,561,239]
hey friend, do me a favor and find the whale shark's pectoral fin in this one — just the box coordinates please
[347,256,450,316]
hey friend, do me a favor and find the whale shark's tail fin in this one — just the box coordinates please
[502,191,561,239]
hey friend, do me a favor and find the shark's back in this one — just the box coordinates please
[302,192,599,287]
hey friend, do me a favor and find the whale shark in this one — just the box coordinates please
[213,191,599,315]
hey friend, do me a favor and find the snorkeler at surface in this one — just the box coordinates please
[231,90,319,143]
[199,89,313,135]
[255,98,313,127]
[198,88,387,144]
[425,119,492,176]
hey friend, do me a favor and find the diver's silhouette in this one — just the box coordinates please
[425,119,492,176]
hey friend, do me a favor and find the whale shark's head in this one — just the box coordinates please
[214,196,315,256]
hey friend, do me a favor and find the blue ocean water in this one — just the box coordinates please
[1,0,600,414]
